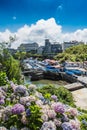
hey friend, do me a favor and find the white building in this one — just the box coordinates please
[62,41,84,51]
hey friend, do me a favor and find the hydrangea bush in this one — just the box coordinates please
[0,82,86,130]
[37,84,75,107]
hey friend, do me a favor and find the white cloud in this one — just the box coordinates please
[12,18,62,48]
[0,18,87,49]
[0,29,12,42]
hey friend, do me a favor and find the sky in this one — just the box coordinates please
[0,0,87,48]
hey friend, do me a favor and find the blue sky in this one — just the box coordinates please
[0,0,87,32]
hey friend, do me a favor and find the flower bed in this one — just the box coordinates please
[0,82,87,130]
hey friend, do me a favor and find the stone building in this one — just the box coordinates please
[43,39,51,54]
[43,39,62,56]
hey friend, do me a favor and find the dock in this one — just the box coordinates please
[60,72,78,83]
[77,76,87,86]
[22,60,87,89]
[64,82,84,91]
[22,69,44,80]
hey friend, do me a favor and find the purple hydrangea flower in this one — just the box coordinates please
[61,122,73,130]
[26,108,31,117]
[62,114,69,122]
[82,119,87,126]
[11,104,25,115]
[14,85,26,95]
[40,121,56,130]
[52,102,65,114]
[0,97,5,105]
[10,81,17,91]
[0,99,5,105]
[39,96,45,102]
[51,95,58,101]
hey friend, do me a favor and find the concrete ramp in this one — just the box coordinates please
[78,76,87,86]
[64,82,84,91]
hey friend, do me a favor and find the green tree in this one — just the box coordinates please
[1,49,21,84]
[0,71,7,86]
[14,51,26,60]
[55,44,87,63]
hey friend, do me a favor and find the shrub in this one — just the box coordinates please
[0,71,7,86]
[0,83,83,130]
[37,84,75,107]
[78,114,87,130]
[1,49,22,84]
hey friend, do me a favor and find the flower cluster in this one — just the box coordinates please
[0,83,82,130]
[14,85,27,95]
[51,95,58,101]
[52,102,65,114]
[11,103,25,115]
[40,121,56,130]
[0,97,5,105]
[62,119,80,130]
[0,89,6,105]
[28,84,36,92]
[67,108,78,117]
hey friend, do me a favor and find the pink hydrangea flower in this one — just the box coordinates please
[41,114,48,122]
[68,108,78,116]
[70,119,80,130]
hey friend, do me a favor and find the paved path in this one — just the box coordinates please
[72,88,87,109]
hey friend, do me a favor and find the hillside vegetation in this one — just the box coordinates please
[54,44,87,62]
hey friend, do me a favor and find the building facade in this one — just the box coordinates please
[43,39,62,56]
[18,42,38,52]
[43,39,51,54]
[17,39,62,56]
[62,41,84,51]
[37,46,44,54]
[51,43,62,53]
